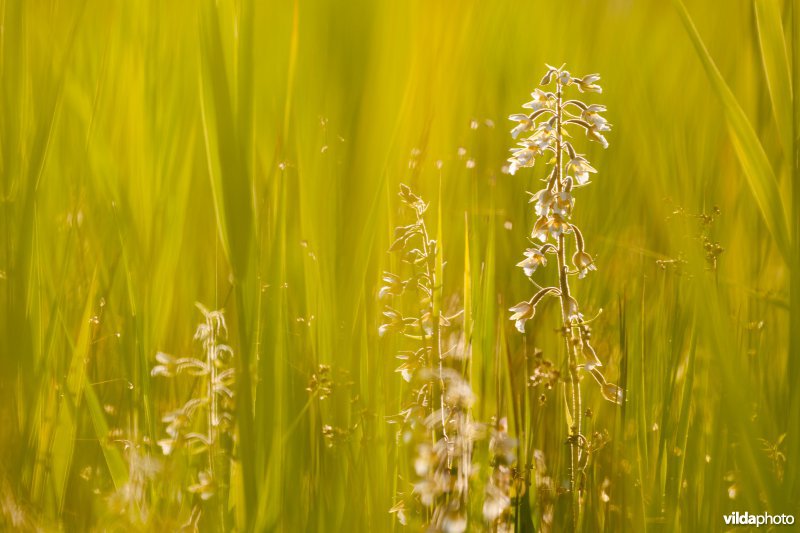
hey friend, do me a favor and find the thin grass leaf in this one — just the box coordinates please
[755,0,793,158]
[50,272,98,513]
[666,329,696,533]
[199,3,258,523]
[199,0,254,279]
[434,177,444,323]
[699,285,786,511]
[674,0,790,262]
[464,212,472,386]
[83,381,128,491]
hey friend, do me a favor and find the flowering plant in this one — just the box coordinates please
[507,64,623,525]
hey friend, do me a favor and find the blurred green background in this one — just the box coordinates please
[1,0,798,530]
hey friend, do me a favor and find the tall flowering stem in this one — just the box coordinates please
[151,305,236,528]
[381,185,478,532]
[507,64,622,528]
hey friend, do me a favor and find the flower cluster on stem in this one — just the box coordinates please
[151,304,236,524]
[506,64,622,527]
[381,185,479,532]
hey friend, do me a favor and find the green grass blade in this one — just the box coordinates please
[699,287,785,511]
[755,0,793,158]
[50,272,98,513]
[435,177,444,325]
[674,0,791,262]
[198,2,257,523]
[463,212,472,386]
[665,328,696,532]
[83,380,128,491]
[198,0,253,279]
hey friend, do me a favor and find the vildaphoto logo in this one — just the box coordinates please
[723,511,795,527]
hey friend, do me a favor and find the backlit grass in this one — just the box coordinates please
[0,0,798,531]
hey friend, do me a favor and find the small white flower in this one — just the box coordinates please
[508,113,532,139]
[509,300,535,333]
[586,103,606,113]
[538,120,556,136]
[510,136,550,172]
[151,352,177,377]
[572,250,597,278]
[565,156,597,186]
[588,128,609,148]
[576,73,602,93]
[546,213,572,240]
[530,188,554,217]
[526,133,551,151]
[188,470,216,500]
[162,410,190,439]
[378,307,405,337]
[507,146,534,170]
[516,248,547,276]
[157,438,179,456]
[583,111,610,132]
[531,216,549,242]
[521,89,550,111]
[553,190,574,216]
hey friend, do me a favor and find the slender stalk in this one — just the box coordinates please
[509,65,619,531]
[206,318,226,530]
[208,318,217,468]
[554,79,582,528]
[419,216,447,440]
[382,185,475,529]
